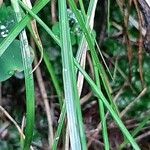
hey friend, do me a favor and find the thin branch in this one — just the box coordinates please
[136,130,150,142]
[0,106,34,150]
[51,0,57,24]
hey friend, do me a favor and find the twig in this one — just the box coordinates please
[21,115,26,141]
[124,0,133,82]
[51,0,57,24]
[80,92,92,105]
[136,130,150,142]
[32,42,54,148]
[0,106,24,138]
[145,0,150,7]
[133,0,145,87]
[0,122,9,134]
[116,0,146,35]
[65,124,70,150]
[0,106,34,150]
[88,136,105,148]
[0,0,3,6]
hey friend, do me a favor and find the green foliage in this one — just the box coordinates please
[0,38,34,82]
[0,4,16,38]
[0,126,21,150]
[0,4,34,82]
[0,4,15,23]
[52,21,79,46]
[0,39,23,81]
[103,39,126,56]
[1,0,150,149]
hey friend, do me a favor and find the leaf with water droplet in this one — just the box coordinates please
[0,4,16,38]
[0,38,34,82]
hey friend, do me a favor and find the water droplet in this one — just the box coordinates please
[1,33,8,37]
[0,25,6,30]
[1,31,8,37]
[55,137,59,141]
[63,68,67,72]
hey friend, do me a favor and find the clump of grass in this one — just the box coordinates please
[1,0,148,149]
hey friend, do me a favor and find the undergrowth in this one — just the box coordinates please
[0,0,150,150]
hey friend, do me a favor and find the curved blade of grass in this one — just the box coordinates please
[18,1,63,107]
[74,59,141,150]
[0,0,50,57]
[10,1,35,149]
[58,0,86,149]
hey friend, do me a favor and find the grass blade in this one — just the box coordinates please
[58,0,86,149]
[74,59,141,150]
[10,0,35,149]
[92,57,110,150]
[119,115,150,149]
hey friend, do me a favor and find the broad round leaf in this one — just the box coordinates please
[0,38,33,82]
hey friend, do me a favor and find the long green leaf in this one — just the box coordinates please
[10,0,35,149]
[58,0,86,149]
[74,59,141,150]
[92,56,110,150]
